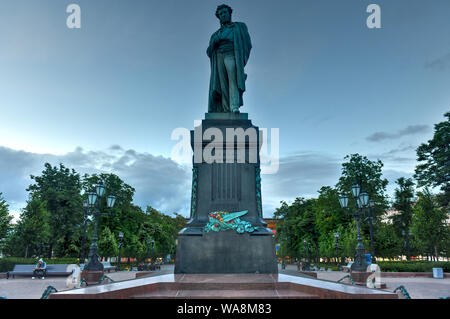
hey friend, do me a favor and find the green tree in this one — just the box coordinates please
[27,163,83,257]
[336,154,390,259]
[414,111,450,208]
[98,227,118,259]
[0,193,13,246]
[374,222,403,259]
[391,177,415,260]
[274,198,319,261]
[3,197,51,258]
[411,188,449,260]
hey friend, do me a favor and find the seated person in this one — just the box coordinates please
[32,258,47,280]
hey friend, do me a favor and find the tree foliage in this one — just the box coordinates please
[0,193,13,244]
[411,188,449,259]
[414,111,450,208]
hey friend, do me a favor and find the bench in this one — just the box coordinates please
[79,261,116,272]
[7,264,73,279]
[342,261,354,272]
[102,261,116,273]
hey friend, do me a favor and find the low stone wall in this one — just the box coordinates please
[297,271,317,278]
[381,272,449,278]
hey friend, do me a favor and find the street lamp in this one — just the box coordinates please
[83,181,116,276]
[402,229,412,261]
[303,239,310,271]
[117,232,124,271]
[365,199,376,264]
[79,199,90,264]
[334,232,340,270]
[339,183,369,272]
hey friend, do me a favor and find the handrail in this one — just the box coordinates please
[98,275,115,284]
[40,286,58,299]
[393,285,411,299]
[337,274,355,285]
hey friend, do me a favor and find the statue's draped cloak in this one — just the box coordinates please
[207,22,252,112]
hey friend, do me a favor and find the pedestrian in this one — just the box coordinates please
[32,258,47,280]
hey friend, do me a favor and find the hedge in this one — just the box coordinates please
[377,261,450,273]
[0,257,79,273]
[314,261,450,273]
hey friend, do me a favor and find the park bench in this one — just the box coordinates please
[342,261,354,272]
[7,264,73,279]
[79,262,116,272]
[102,261,116,273]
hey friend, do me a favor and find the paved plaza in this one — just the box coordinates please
[0,264,448,299]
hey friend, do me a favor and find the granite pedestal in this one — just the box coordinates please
[174,113,277,274]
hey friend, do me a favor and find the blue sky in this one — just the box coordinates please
[0,0,449,220]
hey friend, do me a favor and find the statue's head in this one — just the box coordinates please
[215,4,232,25]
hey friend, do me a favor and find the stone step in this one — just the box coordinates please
[131,289,319,299]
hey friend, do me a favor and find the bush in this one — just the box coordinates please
[378,261,450,273]
[0,257,79,273]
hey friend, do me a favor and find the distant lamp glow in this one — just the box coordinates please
[334,232,339,239]
[106,195,116,208]
[369,199,375,208]
[119,232,124,239]
[351,183,361,198]
[338,194,349,208]
[83,199,88,208]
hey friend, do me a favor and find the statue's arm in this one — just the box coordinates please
[206,33,219,58]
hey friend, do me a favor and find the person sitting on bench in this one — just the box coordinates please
[32,258,47,280]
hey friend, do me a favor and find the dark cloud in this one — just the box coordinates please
[0,146,191,219]
[425,53,450,71]
[366,125,430,142]
[261,152,342,216]
[0,146,420,220]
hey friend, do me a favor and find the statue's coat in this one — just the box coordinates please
[207,22,252,112]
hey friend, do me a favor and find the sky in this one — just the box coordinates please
[0,0,449,221]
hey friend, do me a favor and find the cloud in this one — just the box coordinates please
[0,146,191,221]
[0,145,421,221]
[261,152,342,215]
[425,53,450,71]
[366,125,430,142]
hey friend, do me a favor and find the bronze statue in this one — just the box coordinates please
[207,5,252,113]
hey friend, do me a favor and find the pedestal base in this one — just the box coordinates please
[175,229,277,274]
[81,270,104,285]
[350,271,372,286]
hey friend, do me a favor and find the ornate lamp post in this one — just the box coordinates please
[79,199,90,264]
[365,199,376,264]
[82,181,116,283]
[339,183,369,272]
[117,232,124,271]
[334,232,340,270]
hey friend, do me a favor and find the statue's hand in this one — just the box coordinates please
[211,34,220,48]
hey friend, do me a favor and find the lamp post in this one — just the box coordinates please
[303,239,310,271]
[365,199,376,264]
[339,183,369,272]
[334,232,340,270]
[83,181,116,278]
[79,199,90,264]
[402,229,412,261]
[117,232,124,271]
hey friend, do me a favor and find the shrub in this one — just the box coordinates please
[378,261,450,273]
